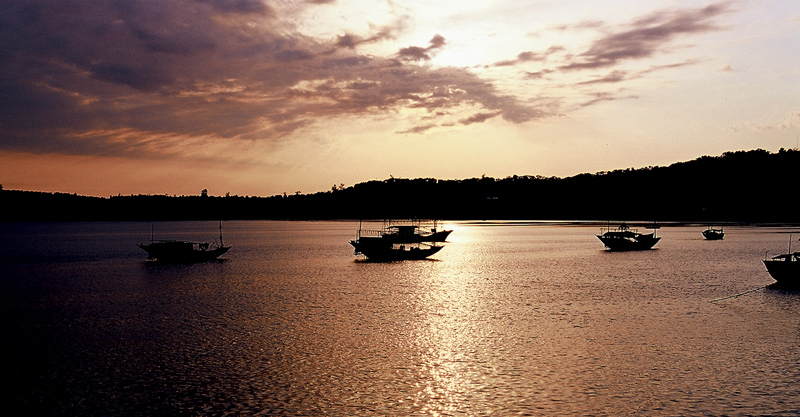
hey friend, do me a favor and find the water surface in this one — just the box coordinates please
[2,221,799,416]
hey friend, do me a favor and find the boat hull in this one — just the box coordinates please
[349,239,442,261]
[139,242,230,263]
[763,260,800,286]
[596,234,660,251]
[702,229,724,240]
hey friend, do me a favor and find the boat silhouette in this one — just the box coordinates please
[702,226,724,240]
[596,222,660,251]
[763,236,800,286]
[139,222,230,263]
[350,220,448,261]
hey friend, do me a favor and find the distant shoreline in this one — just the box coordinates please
[2,149,799,223]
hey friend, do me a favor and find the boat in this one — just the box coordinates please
[702,226,725,240]
[763,236,800,286]
[596,222,661,251]
[138,222,230,263]
[350,220,446,261]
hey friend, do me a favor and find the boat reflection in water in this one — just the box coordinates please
[138,222,230,263]
[763,236,800,287]
[350,220,449,261]
[596,222,661,251]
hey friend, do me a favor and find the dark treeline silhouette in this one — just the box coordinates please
[1,148,797,223]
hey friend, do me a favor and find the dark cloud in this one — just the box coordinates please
[334,16,408,50]
[0,0,733,159]
[459,112,501,125]
[196,0,274,15]
[578,91,636,108]
[0,0,542,158]
[397,34,447,61]
[397,123,437,134]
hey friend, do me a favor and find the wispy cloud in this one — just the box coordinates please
[491,47,564,67]
[575,58,702,86]
[781,112,800,130]
[560,2,732,71]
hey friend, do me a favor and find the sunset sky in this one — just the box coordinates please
[1,0,798,197]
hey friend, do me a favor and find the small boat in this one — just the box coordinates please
[139,222,230,263]
[350,220,446,261]
[763,236,800,286]
[702,226,725,240]
[596,222,661,251]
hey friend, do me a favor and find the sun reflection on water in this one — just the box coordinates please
[404,224,494,414]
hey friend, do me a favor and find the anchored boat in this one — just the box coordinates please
[139,222,230,263]
[702,226,725,240]
[763,236,800,286]
[350,220,448,261]
[596,222,661,251]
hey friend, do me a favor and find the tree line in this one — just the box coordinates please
[1,148,797,223]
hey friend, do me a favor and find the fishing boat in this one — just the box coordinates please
[596,222,661,251]
[350,221,446,261]
[763,236,800,286]
[702,226,725,240]
[139,222,230,263]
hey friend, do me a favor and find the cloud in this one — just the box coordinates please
[484,3,730,111]
[491,2,730,74]
[0,1,542,158]
[396,34,447,61]
[716,63,733,72]
[575,59,702,86]
[551,19,606,32]
[780,112,800,130]
[491,47,564,67]
[459,112,501,125]
[560,2,732,71]
[397,123,437,134]
[577,70,630,85]
[578,91,638,108]
[335,17,407,49]
[730,111,800,133]
[0,0,736,162]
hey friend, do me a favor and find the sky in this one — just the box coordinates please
[1,0,798,197]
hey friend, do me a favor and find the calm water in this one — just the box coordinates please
[2,221,799,416]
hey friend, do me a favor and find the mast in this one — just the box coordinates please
[219,221,224,247]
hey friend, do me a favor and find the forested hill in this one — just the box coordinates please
[2,148,798,222]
